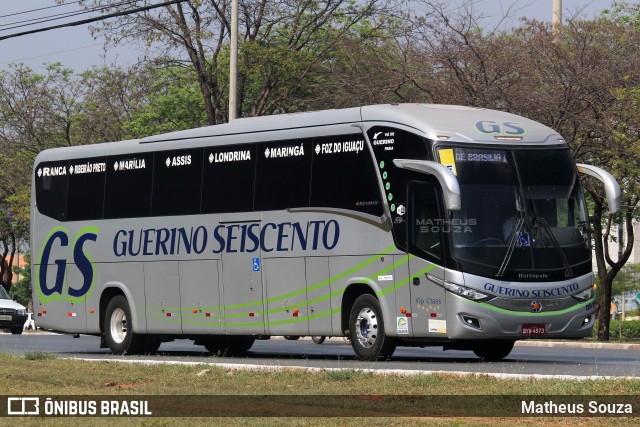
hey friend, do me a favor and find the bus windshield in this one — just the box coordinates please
[438,147,590,281]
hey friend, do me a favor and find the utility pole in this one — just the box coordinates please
[552,0,562,34]
[229,0,238,121]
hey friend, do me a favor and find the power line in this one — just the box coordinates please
[0,1,83,20]
[0,1,140,32]
[0,0,187,42]
[0,43,104,65]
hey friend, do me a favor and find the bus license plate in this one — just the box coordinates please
[522,324,545,335]
[0,315,12,321]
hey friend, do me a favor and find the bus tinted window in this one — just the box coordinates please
[310,134,383,216]
[368,126,430,249]
[67,158,107,221]
[104,153,154,219]
[35,161,69,221]
[255,139,312,211]
[152,148,203,216]
[202,144,256,213]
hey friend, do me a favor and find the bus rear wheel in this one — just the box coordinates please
[311,336,326,344]
[473,340,515,361]
[349,294,396,361]
[104,295,157,355]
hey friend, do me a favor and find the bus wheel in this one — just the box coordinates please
[311,336,326,344]
[473,340,515,361]
[104,295,151,354]
[10,327,23,335]
[349,294,396,361]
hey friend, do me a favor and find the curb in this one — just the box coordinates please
[515,340,640,350]
[3,332,639,350]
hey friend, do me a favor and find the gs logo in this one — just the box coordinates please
[36,226,99,304]
[475,120,526,136]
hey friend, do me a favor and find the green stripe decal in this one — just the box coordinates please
[145,249,429,327]
[377,262,437,297]
[147,245,397,313]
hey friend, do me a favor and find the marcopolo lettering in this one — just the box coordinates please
[112,220,341,257]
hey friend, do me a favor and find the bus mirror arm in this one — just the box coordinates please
[576,164,621,214]
[392,159,462,211]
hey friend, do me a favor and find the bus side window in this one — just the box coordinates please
[104,153,154,219]
[310,134,383,216]
[202,144,256,214]
[408,181,444,263]
[254,139,312,211]
[35,161,69,221]
[151,148,203,216]
[67,157,106,221]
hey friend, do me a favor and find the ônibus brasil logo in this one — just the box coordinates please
[36,226,98,304]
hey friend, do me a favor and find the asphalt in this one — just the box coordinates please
[8,330,640,350]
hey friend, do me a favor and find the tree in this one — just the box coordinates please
[0,63,96,292]
[11,253,31,308]
[397,2,640,340]
[81,0,398,123]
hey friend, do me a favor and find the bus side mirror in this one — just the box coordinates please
[393,159,461,211]
[576,164,621,214]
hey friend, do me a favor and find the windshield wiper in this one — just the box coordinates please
[535,216,574,278]
[495,217,525,278]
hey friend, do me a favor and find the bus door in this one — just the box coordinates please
[407,181,448,337]
[220,218,265,335]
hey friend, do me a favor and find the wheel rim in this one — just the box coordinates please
[110,307,128,344]
[355,307,378,348]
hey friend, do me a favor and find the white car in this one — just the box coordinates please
[0,286,27,335]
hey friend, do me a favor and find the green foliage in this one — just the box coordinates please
[612,263,640,299]
[11,253,31,308]
[122,67,207,137]
[608,320,640,339]
[602,1,640,27]
[23,351,57,361]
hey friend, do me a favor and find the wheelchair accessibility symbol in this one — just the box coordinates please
[252,258,261,272]
[517,232,530,247]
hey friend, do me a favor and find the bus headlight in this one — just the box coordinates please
[443,282,493,302]
[16,309,26,316]
[572,287,594,301]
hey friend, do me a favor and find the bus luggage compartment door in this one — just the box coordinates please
[220,221,265,335]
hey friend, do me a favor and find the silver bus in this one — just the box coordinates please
[31,104,620,361]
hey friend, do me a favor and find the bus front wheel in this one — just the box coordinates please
[104,295,157,355]
[349,294,396,361]
[472,340,515,361]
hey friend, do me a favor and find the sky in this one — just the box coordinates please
[0,0,619,74]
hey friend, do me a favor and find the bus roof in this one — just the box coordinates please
[35,104,565,163]
[139,104,563,145]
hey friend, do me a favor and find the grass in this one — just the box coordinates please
[0,351,638,426]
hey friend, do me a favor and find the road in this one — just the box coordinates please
[1,333,639,379]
